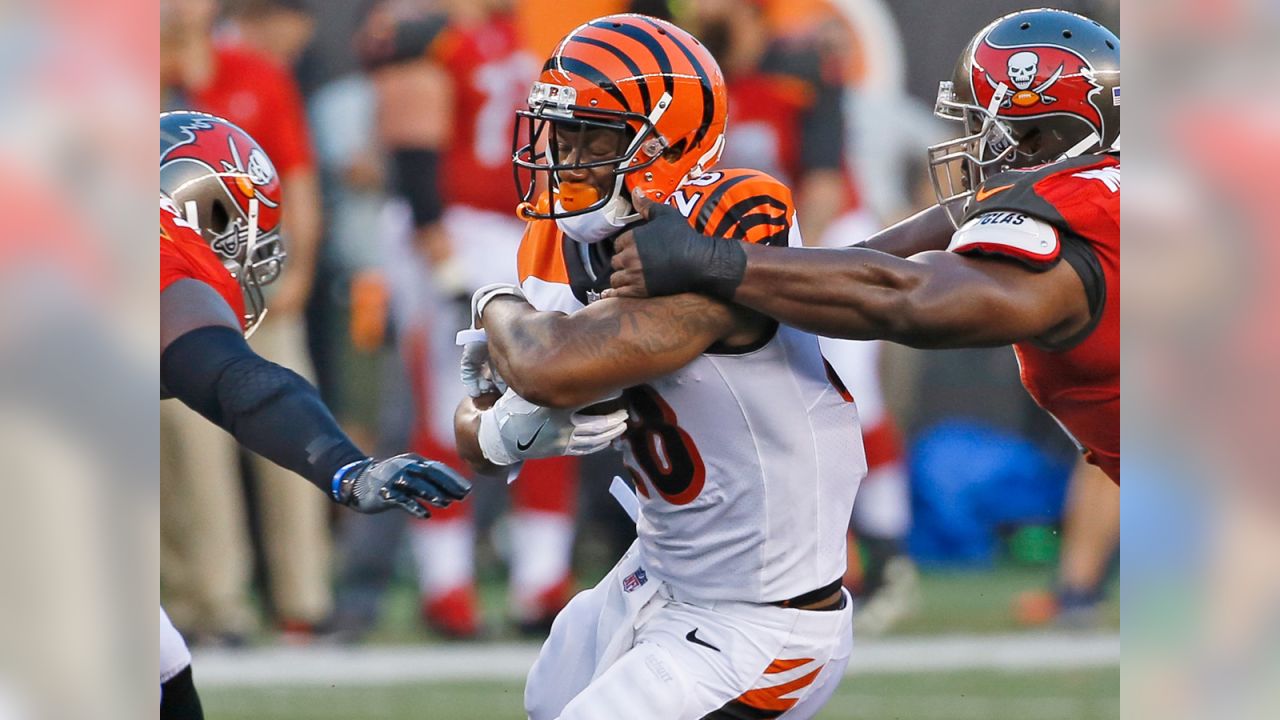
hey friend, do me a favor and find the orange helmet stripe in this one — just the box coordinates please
[565,34,654,114]
[633,16,718,149]
[590,19,675,98]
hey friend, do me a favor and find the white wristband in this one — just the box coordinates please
[472,283,526,323]
[456,328,487,346]
[477,408,518,467]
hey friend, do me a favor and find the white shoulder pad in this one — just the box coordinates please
[947,211,1060,267]
[787,215,804,248]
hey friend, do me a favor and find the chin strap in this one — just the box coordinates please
[1062,131,1102,159]
[613,91,674,224]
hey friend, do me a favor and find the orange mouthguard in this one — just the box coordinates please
[555,182,601,212]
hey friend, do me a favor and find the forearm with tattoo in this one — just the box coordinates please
[481,294,737,408]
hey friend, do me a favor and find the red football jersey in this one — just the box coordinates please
[723,72,810,186]
[160,196,246,330]
[959,155,1120,482]
[430,14,538,214]
[184,44,314,176]
[718,37,858,212]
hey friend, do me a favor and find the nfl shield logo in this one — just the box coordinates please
[622,568,648,593]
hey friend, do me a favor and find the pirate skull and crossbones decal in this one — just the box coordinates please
[988,50,1064,108]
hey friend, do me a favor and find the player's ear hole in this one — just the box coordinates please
[210,199,230,232]
[662,139,686,162]
[1019,127,1043,155]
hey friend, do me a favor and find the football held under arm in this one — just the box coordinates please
[479,293,749,409]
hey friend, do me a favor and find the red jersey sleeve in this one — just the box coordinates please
[160,199,246,329]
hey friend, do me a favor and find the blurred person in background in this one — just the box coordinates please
[262,0,407,643]
[357,0,579,639]
[0,5,158,717]
[681,0,872,246]
[1014,459,1119,627]
[0,146,146,720]
[160,110,469,719]
[1124,28,1280,708]
[160,0,336,643]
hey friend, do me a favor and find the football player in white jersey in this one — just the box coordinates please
[453,16,863,720]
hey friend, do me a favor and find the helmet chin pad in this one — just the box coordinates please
[556,182,601,213]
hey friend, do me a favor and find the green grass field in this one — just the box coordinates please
[351,561,1118,643]
[196,564,1118,719]
[201,668,1119,720]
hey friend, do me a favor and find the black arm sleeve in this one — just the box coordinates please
[1044,231,1106,351]
[390,148,443,229]
[161,325,366,494]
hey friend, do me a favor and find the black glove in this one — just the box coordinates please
[332,453,471,518]
[629,201,747,300]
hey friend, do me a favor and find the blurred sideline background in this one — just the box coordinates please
[8,0,1279,718]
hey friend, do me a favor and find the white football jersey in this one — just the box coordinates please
[515,169,865,603]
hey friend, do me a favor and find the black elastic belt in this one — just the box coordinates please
[772,578,844,611]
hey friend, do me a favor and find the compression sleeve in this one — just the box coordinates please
[390,148,443,229]
[161,325,366,493]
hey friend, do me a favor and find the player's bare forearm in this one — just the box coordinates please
[733,245,1077,348]
[853,204,955,258]
[607,197,954,302]
[481,294,736,408]
[453,393,502,476]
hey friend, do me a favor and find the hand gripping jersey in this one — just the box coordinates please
[517,169,864,603]
[949,154,1120,482]
[160,195,246,330]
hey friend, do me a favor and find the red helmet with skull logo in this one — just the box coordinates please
[160,111,285,332]
[928,9,1120,225]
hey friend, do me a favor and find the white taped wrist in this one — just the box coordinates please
[456,328,487,346]
[473,284,526,322]
[477,408,518,467]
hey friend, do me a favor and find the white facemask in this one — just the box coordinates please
[555,181,640,244]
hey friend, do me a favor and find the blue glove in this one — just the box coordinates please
[332,453,471,518]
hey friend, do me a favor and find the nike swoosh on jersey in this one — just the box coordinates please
[686,628,721,652]
[516,420,549,452]
[974,183,1014,202]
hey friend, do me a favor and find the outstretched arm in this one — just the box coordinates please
[161,279,470,516]
[479,293,747,409]
[606,198,1088,347]
[727,245,1088,347]
[604,193,956,301]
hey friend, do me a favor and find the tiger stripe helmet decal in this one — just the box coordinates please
[514,14,728,220]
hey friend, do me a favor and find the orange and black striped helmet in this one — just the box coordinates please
[513,14,727,220]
